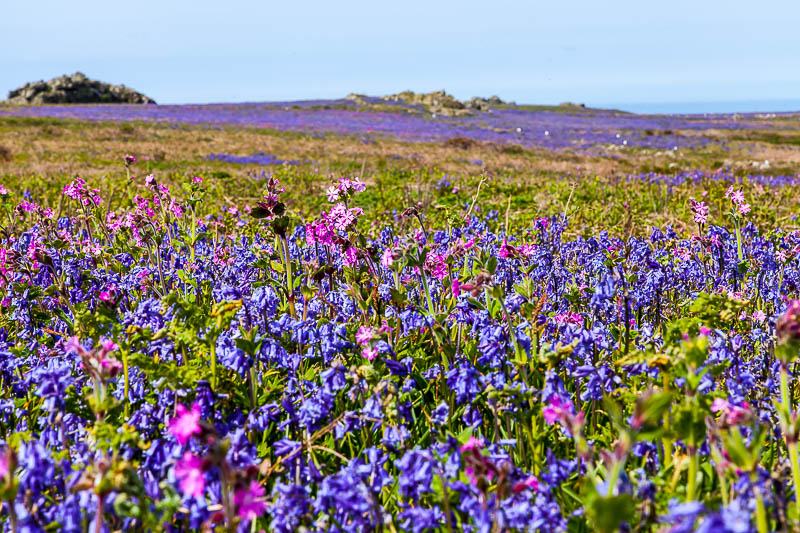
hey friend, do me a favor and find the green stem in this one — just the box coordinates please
[210,342,218,390]
[419,270,435,315]
[606,459,624,497]
[686,447,698,501]
[785,365,800,528]
[734,219,743,262]
[281,235,296,318]
[753,482,769,533]
[123,350,129,419]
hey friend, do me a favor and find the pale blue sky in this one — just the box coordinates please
[2,0,799,112]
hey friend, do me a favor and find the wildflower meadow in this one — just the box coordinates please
[0,105,799,533]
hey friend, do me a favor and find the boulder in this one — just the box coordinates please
[6,72,155,104]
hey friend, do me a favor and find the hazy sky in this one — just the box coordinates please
[2,0,799,110]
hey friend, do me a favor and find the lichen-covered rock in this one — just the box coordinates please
[6,72,155,104]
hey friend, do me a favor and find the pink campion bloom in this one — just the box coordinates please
[675,247,691,261]
[327,203,364,232]
[326,186,340,202]
[0,185,7,195]
[425,253,448,281]
[711,398,752,426]
[752,310,766,323]
[731,190,745,205]
[174,452,205,498]
[17,200,37,212]
[343,246,359,266]
[192,176,202,184]
[689,199,709,225]
[169,404,203,445]
[699,326,712,336]
[380,248,395,268]
[144,174,157,188]
[98,291,113,302]
[451,279,461,298]
[235,481,267,522]
[725,185,735,199]
[362,346,378,361]
[512,475,539,494]
[711,398,730,413]
[350,177,366,193]
[460,436,483,453]
[543,396,575,426]
[379,322,394,334]
[498,240,515,258]
[124,154,136,165]
[737,202,751,215]
[337,177,352,191]
[64,336,89,358]
[356,326,374,345]
[98,339,118,355]
[553,312,583,325]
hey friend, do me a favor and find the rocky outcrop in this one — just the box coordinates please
[465,95,507,111]
[6,72,155,104]
[382,90,471,116]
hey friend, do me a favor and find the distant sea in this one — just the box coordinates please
[599,99,800,115]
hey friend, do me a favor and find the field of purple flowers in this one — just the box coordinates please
[1,140,800,533]
[0,98,784,153]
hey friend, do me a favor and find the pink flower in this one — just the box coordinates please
[451,279,461,298]
[327,203,363,232]
[234,480,267,522]
[169,403,202,445]
[689,199,709,225]
[362,346,378,361]
[124,154,136,165]
[711,398,752,425]
[98,290,113,302]
[512,475,539,493]
[0,452,9,479]
[710,398,730,413]
[424,253,448,281]
[356,326,374,345]
[174,452,205,498]
[380,248,395,268]
[460,436,483,453]
[752,310,766,323]
[343,246,359,266]
[192,176,202,184]
[498,240,515,258]
[737,203,751,215]
[0,185,7,195]
[64,336,89,357]
[543,396,574,426]
[554,312,582,325]
[326,186,340,202]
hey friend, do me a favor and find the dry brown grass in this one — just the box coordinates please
[0,118,798,184]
